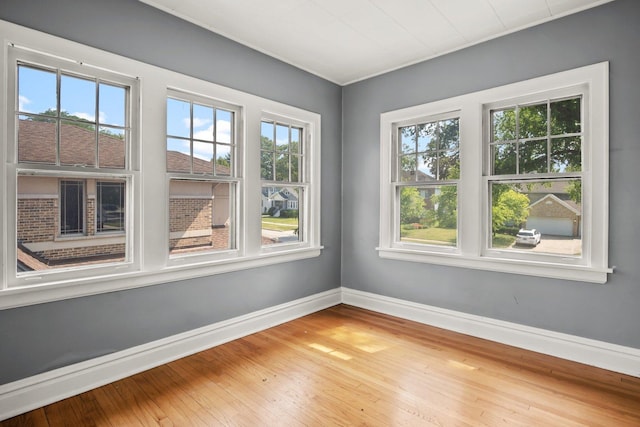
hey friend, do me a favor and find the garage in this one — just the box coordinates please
[526,217,574,236]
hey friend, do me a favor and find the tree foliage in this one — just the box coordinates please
[260,136,299,181]
[400,186,426,224]
[491,185,530,234]
[492,98,581,175]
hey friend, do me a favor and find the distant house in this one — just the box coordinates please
[17,119,230,269]
[261,187,299,214]
[524,181,581,237]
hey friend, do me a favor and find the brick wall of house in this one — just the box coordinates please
[18,198,57,243]
[40,243,126,262]
[529,200,577,220]
[170,198,212,233]
[169,198,212,250]
[18,195,125,264]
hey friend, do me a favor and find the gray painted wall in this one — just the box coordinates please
[0,0,342,384]
[342,0,640,349]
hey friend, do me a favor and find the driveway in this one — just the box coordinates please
[513,235,582,256]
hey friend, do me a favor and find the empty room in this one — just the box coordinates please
[0,0,639,425]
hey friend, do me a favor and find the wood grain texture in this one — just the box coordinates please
[2,304,639,426]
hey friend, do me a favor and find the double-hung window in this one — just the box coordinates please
[485,94,584,260]
[166,91,240,258]
[379,62,610,283]
[8,46,138,284]
[260,117,306,247]
[395,114,460,249]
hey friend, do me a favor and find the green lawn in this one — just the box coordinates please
[401,227,516,248]
[492,233,516,248]
[261,215,299,231]
[400,227,457,245]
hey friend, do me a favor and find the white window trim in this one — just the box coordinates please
[164,88,243,265]
[259,111,318,253]
[379,62,611,284]
[0,20,322,309]
[391,111,461,254]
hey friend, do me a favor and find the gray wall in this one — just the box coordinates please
[0,0,342,384]
[342,0,640,349]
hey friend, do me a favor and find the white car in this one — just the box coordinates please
[516,229,541,246]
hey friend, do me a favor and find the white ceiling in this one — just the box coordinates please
[140,0,614,85]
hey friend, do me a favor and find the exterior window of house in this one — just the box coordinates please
[60,180,85,235]
[166,92,239,256]
[487,97,582,257]
[379,63,610,283]
[96,181,125,233]
[395,115,459,248]
[260,120,305,246]
[11,48,136,276]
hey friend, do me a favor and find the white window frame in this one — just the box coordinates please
[165,89,242,265]
[379,62,611,283]
[5,44,141,289]
[391,111,461,254]
[260,112,316,253]
[0,20,322,309]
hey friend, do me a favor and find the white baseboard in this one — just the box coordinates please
[341,287,640,378]
[0,288,342,422]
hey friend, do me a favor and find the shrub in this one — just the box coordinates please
[279,209,299,218]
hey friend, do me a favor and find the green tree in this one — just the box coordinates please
[261,137,299,181]
[400,187,426,224]
[30,109,124,139]
[492,98,581,174]
[567,180,581,203]
[431,164,459,228]
[491,185,530,234]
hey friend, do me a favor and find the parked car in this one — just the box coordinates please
[516,228,541,246]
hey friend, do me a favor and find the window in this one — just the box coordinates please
[9,46,137,278]
[487,96,583,257]
[260,119,306,246]
[60,180,85,235]
[96,181,125,233]
[1,20,321,308]
[166,92,239,257]
[395,115,460,248]
[379,62,610,283]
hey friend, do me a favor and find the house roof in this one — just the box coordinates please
[18,119,230,174]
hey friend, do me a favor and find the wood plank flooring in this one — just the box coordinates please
[3,304,640,426]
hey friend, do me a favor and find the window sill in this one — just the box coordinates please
[1,246,323,310]
[377,247,612,284]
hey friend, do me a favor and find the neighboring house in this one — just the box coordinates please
[17,119,230,269]
[261,187,298,214]
[524,181,581,237]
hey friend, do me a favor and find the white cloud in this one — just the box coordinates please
[19,95,31,112]
[193,117,212,128]
[216,119,232,143]
[193,125,214,141]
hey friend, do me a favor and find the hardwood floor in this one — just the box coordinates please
[3,304,640,426]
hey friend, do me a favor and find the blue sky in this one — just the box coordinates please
[18,65,125,128]
[166,97,232,162]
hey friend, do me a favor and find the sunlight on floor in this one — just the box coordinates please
[319,325,391,353]
[308,343,353,360]
[447,360,478,371]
